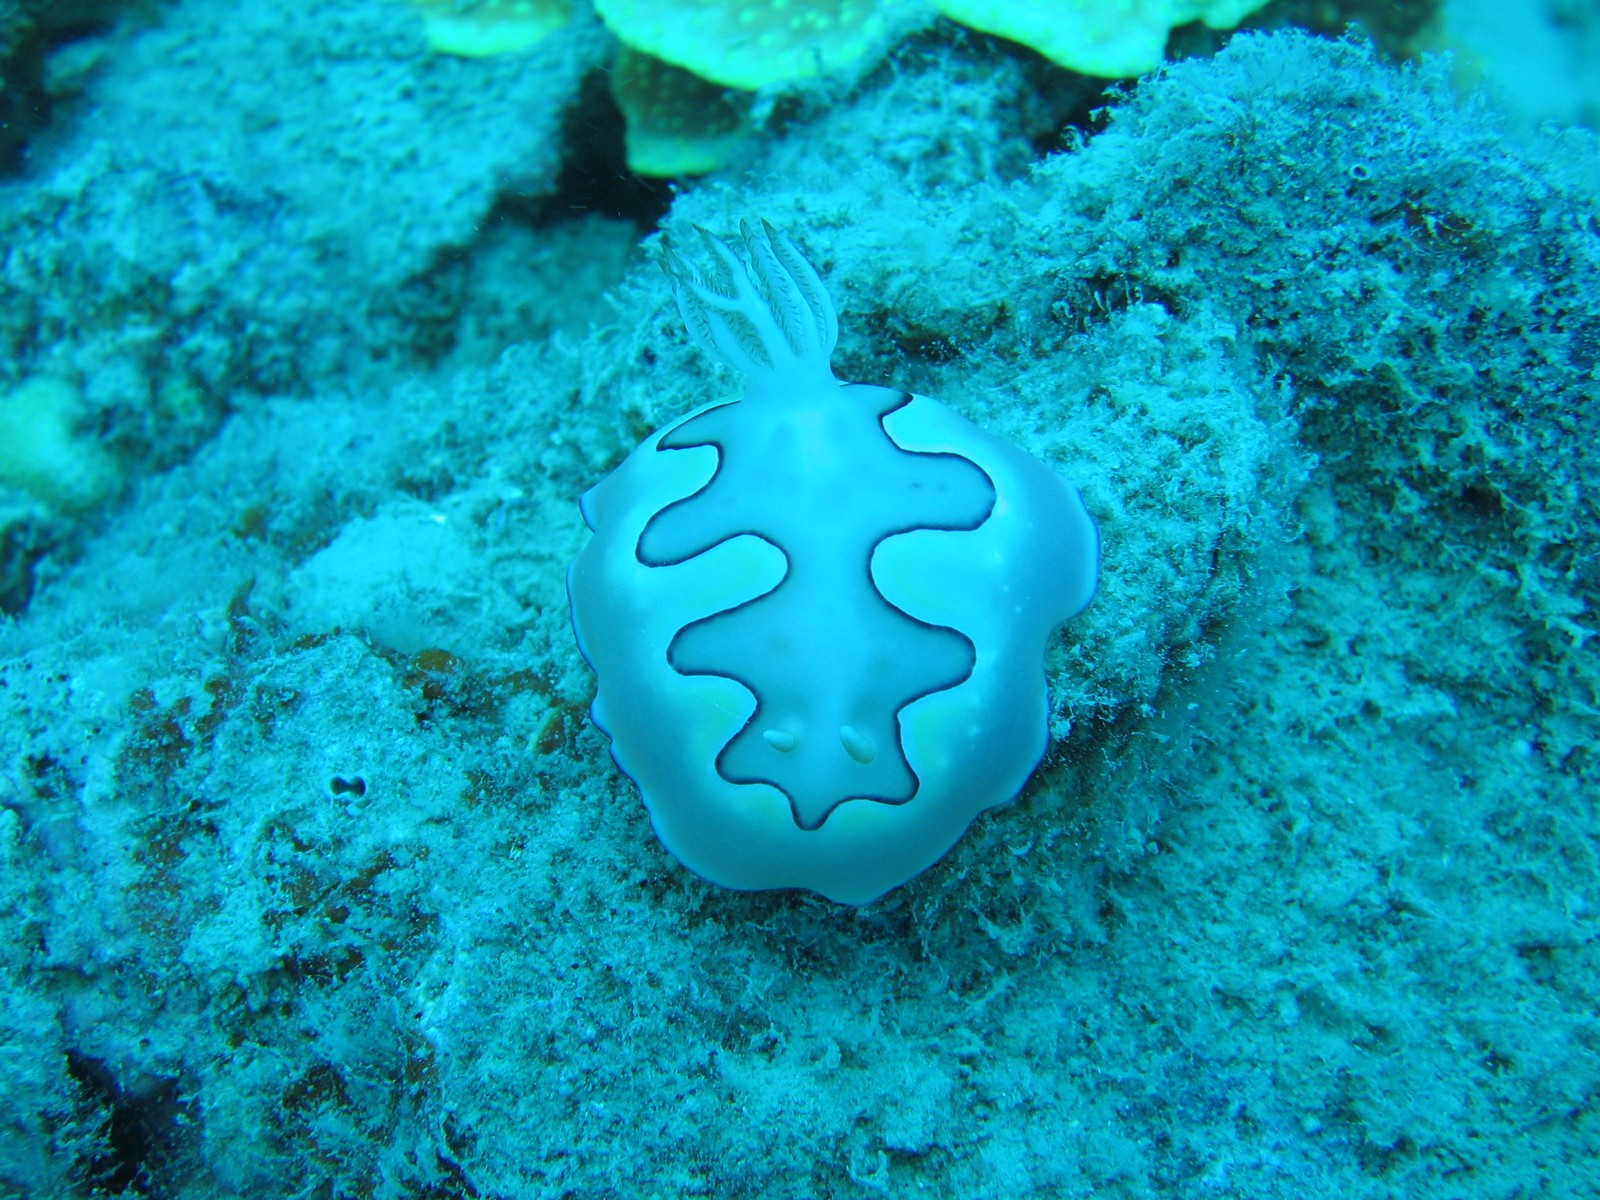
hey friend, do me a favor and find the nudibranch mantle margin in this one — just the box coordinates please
[567,219,1098,905]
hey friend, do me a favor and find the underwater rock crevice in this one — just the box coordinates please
[65,1051,197,1200]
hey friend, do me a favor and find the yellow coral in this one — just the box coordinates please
[932,0,1271,78]
[592,0,922,90]
[612,49,753,176]
[0,377,118,512]
[410,0,572,57]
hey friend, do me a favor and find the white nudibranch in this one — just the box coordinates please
[567,219,1098,904]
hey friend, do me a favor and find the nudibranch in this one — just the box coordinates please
[567,220,1098,904]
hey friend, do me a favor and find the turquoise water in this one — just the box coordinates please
[0,2,1595,1197]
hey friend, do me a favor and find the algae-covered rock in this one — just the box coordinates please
[0,0,608,609]
[0,0,129,165]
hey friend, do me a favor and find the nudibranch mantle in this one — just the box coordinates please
[567,220,1098,904]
